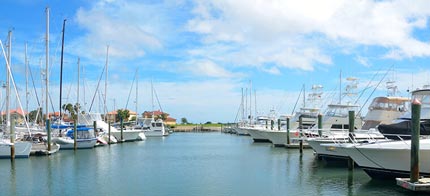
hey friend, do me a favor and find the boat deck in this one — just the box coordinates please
[30,143,60,156]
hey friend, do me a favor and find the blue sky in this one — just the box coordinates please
[1,0,430,123]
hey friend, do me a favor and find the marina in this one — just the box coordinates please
[2,1,430,195]
[0,132,425,196]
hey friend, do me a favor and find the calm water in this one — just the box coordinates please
[0,132,426,196]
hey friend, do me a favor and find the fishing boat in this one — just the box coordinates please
[338,87,430,178]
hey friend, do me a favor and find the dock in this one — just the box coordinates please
[172,126,221,132]
[396,178,430,192]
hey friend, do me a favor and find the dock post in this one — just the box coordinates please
[286,117,290,145]
[270,120,274,130]
[120,118,124,142]
[318,113,322,137]
[93,121,97,137]
[74,121,77,150]
[278,119,281,131]
[108,121,111,145]
[46,119,51,151]
[10,118,15,160]
[410,99,421,183]
[265,120,268,129]
[299,115,303,154]
[348,110,355,170]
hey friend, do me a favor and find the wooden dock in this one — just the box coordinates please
[172,126,221,132]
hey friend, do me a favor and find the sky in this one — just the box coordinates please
[1,0,430,123]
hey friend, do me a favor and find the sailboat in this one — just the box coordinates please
[0,31,32,158]
[140,81,168,137]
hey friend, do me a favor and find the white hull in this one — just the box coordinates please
[0,141,32,158]
[246,128,270,142]
[261,130,301,146]
[307,138,350,159]
[53,137,97,149]
[342,139,430,175]
[234,127,249,135]
[144,130,166,137]
[111,129,144,141]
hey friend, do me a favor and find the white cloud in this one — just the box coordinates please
[187,60,236,78]
[355,56,371,67]
[186,0,430,71]
[70,0,164,60]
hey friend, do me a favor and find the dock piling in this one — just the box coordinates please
[108,121,111,145]
[74,121,77,150]
[286,117,290,145]
[299,115,303,154]
[410,99,421,182]
[10,118,15,160]
[277,119,281,131]
[318,114,322,137]
[348,110,355,170]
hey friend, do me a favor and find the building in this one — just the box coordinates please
[1,108,27,124]
[142,110,177,125]
[106,109,137,122]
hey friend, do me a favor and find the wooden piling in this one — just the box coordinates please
[93,121,97,136]
[46,119,51,151]
[278,119,281,131]
[348,110,355,170]
[318,113,322,137]
[120,118,124,142]
[10,118,15,160]
[108,121,111,145]
[410,99,421,183]
[74,121,77,150]
[299,115,303,154]
[286,117,290,145]
[265,120,268,129]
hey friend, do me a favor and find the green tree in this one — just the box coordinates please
[29,108,43,124]
[181,117,188,124]
[117,109,130,122]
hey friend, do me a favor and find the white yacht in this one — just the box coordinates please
[52,127,97,149]
[79,113,142,142]
[308,95,409,159]
[137,118,168,137]
[246,115,273,143]
[263,85,323,146]
[339,87,430,178]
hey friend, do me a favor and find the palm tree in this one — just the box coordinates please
[116,109,130,142]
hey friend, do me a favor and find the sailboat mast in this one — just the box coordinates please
[249,80,252,124]
[45,7,51,151]
[45,7,50,123]
[241,88,244,122]
[151,80,154,119]
[25,42,29,122]
[77,58,80,124]
[135,68,138,125]
[339,70,342,104]
[5,31,11,130]
[59,19,66,122]
[104,45,109,121]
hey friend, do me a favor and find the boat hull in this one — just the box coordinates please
[342,139,430,179]
[246,128,270,142]
[0,142,32,158]
[111,130,143,141]
[53,137,97,149]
